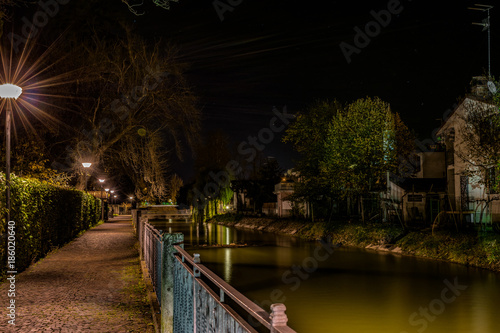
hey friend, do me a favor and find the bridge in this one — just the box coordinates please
[132,210,296,333]
[138,206,192,221]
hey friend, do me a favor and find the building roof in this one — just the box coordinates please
[436,95,496,137]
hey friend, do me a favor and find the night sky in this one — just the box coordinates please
[8,0,500,179]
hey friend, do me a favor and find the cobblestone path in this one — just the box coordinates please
[0,216,155,332]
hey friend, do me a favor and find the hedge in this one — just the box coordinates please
[1,173,101,277]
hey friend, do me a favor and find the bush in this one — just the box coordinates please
[0,174,101,277]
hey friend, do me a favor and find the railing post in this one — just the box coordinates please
[193,253,201,332]
[161,233,184,333]
[270,303,289,333]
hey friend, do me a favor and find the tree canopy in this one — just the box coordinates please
[285,97,414,212]
[283,100,341,203]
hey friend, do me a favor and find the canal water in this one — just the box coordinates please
[150,220,499,333]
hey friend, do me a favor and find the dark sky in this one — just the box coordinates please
[9,0,500,179]
[136,0,498,172]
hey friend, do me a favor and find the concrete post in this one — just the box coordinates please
[161,233,184,333]
[270,303,289,332]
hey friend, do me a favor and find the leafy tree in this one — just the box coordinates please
[322,97,403,198]
[285,97,413,222]
[0,136,70,186]
[283,100,342,219]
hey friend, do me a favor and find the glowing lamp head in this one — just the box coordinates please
[98,179,105,183]
[105,188,109,192]
[82,162,92,168]
[0,84,22,99]
[110,190,114,193]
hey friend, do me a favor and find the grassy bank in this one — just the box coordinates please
[208,214,500,272]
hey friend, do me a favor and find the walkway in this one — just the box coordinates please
[0,216,155,333]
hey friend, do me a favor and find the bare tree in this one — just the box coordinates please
[0,0,26,37]
[457,98,500,190]
[168,174,183,203]
[455,97,500,225]
[57,29,200,200]
[121,0,179,15]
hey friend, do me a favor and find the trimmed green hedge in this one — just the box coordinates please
[1,174,101,277]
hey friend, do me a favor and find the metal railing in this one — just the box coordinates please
[143,221,163,304]
[173,245,296,333]
[134,209,296,333]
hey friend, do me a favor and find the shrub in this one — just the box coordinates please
[0,173,101,277]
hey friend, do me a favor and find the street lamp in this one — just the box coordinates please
[104,188,110,221]
[98,178,105,221]
[0,83,22,224]
[82,162,92,191]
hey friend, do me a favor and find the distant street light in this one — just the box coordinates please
[81,162,92,191]
[104,188,110,221]
[0,83,22,223]
[98,178,105,221]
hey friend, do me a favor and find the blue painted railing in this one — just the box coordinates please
[135,212,296,333]
[143,222,163,304]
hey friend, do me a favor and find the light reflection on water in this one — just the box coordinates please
[151,220,499,333]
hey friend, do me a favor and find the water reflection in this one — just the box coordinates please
[151,220,302,248]
[151,220,499,333]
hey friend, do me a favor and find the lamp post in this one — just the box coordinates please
[0,83,22,224]
[82,162,92,191]
[98,178,105,221]
[104,188,109,221]
[110,190,115,215]
[129,196,135,212]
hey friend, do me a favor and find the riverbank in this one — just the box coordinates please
[208,214,500,272]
